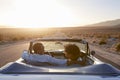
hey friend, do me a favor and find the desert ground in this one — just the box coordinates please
[0,27,120,69]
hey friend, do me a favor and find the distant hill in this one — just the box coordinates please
[114,24,120,28]
[0,25,14,28]
[87,19,120,27]
[0,19,120,28]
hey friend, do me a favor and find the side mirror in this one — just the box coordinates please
[23,50,28,53]
[91,51,95,56]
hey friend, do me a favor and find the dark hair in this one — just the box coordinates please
[64,44,80,60]
[32,43,44,54]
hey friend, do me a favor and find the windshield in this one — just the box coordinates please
[34,41,87,53]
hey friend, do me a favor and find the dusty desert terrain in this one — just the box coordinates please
[0,27,120,69]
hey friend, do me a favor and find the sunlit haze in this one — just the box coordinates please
[0,0,120,28]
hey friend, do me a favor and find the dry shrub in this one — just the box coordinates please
[12,37,19,41]
[0,34,3,41]
[99,39,107,45]
[93,41,96,43]
[115,43,120,52]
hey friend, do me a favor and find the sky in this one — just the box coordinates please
[0,0,120,28]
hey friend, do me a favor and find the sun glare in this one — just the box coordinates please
[5,0,81,28]
[0,0,120,28]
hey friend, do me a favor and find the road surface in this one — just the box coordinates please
[90,45,120,69]
[0,41,29,67]
[0,41,120,69]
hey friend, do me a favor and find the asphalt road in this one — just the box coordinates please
[0,41,120,70]
[0,41,29,67]
[89,45,120,69]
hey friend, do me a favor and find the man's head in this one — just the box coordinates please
[32,43,44,54]
[64,44,80,61]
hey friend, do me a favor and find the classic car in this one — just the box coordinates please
[0,38,120,80]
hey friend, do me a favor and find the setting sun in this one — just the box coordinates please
[0,0,83,28]
[0,0,120,28]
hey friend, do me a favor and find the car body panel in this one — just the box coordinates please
[0,74,120,80]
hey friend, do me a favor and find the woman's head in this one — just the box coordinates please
[64,44,80,61]
[32,43,44,54]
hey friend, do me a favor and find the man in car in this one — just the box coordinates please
[22,42,67,65]
[64,44,86,66]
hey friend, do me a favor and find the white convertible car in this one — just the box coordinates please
[0,38,120,80]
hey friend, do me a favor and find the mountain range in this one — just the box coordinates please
[87,19,120,27]
[0,19,120,28]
